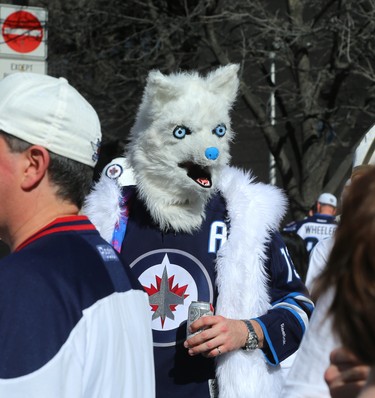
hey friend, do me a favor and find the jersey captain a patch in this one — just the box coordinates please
[129,249,214,347]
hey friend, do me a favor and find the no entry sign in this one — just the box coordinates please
[2,10,43,53]
[0,5,47,59]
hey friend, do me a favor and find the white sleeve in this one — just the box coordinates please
[305,238,334,292]
[0,291,155,398]
[281,288,340,398]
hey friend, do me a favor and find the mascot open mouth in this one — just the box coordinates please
[178,161,212,188]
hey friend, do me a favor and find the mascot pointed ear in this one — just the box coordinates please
[206,64,240,107]
[144,70,179,109]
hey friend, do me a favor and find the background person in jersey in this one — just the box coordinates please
[0,73,155,398]
[283,192,338,254]
[84,64,313,397]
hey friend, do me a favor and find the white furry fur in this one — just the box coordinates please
[127,64,239,233]
[83,176,122,243]
[215,166,287,397]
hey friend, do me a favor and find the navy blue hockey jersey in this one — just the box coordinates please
[0,216,154,398]
[119,189,313,398]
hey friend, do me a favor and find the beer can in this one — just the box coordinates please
[186,301,214,338]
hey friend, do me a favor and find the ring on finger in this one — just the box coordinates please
[217,346,222,356]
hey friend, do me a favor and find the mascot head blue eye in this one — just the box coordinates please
[173,125,191,139]
[213,123,226,137]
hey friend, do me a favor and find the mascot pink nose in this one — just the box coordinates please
[205,147,219,160]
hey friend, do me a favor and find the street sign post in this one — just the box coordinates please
[0,4,47,77]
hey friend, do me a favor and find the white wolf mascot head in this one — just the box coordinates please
[127,64,240,233]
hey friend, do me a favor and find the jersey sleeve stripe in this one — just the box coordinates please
[271,303,309,332]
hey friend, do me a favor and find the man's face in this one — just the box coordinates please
[0,136,21,239]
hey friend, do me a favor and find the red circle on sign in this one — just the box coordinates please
[2,10,43,53]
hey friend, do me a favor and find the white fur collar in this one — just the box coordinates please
[215,166,287,397]
[83,176,123,243]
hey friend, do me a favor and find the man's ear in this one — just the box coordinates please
[21,146,50,191]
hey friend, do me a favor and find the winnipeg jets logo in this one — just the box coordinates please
[105,163,123,180]
[140,254,193,332]
[129,249,214,347]
[144,261,189,327]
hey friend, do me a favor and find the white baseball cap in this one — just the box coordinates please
[0,72,101,167]
[318,193,337,207]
